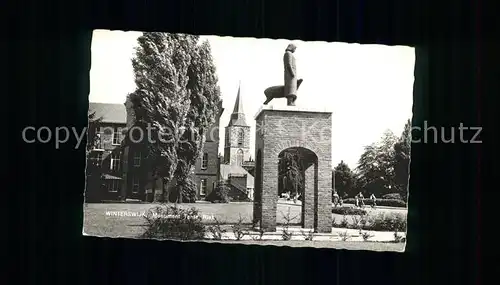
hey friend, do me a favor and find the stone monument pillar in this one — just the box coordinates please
[254,43,332,233]
[253,105,333,233]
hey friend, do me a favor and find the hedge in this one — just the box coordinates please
[332,211,407,232]
[382,193,403,200]
[332,206,367,215]
[342,198,406,208]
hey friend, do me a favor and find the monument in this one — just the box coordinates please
[263,43,303,106]
[254,43,333,233]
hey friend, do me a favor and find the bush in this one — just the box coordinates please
[205,184,230,203]
[141,205,206,240]
[332,206,367,215]
[280,207,298,241]
[368,212,407,232]
[338,231,351,241]
[343,198,407,208]
[360,231,374,241]
[231,214,247,241]
[382,193,403,200]
[207,217,226,240]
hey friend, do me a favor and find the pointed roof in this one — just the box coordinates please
[228,81,248,126]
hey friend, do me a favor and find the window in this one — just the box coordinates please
[132,177,140,193]
[112,127,121,145]
[95,152,102,167]
[107,180,121,192]
[200,179,207,195]
[110,153,121,171]
[237,129,244,146]
[93,131,103,149]
[133,151,141,167]
[201,152,208,169]
[236,149,244,166]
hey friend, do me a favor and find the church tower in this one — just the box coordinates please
[224,82,251,166]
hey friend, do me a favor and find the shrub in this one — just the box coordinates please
[393,231,405,243]
[232,214,247,241]
[301,230,315,241]
[280,207,298,241]
[339,215,349,228]
[205,184,230,203]
[207,217,226,240]
[360,231,374,241]
[338,231,351,241]
[367,212,407,232]
[332,211,407,232]
[332,206,367,215]
[141,205,206,240]
[343,198,407,208]
[352,215,369,230]
[250,228,265,241]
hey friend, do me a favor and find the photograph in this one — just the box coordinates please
[83,29,414,252]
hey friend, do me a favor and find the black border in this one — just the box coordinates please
[10,0,481,284]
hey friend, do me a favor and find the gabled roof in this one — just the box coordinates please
[220,164,254,188]
[89,102,127,124]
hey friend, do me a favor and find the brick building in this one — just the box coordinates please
[86,99,223,202]
[86,103,127,201]
[189,101,224,199]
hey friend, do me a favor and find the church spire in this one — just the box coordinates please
[228,81,248,126]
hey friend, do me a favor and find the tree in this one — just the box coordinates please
[333,161,356,198]
[278,149,305,197]
[173,40,221,203]
[355,130,398,196]
[392,119,411,201]
[128,32,221,202]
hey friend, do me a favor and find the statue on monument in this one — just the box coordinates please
[263,43,303,106]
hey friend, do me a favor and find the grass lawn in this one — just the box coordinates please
[83,201,406,239]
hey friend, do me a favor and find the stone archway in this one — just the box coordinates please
[278,147,319,229]
[253,105,332,233]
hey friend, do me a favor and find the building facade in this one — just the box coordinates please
[190,100,224,199]
[86,103,127,202]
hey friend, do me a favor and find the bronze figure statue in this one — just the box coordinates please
[263,43,303,106]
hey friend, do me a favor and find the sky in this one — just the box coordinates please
[89,29,415,169]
